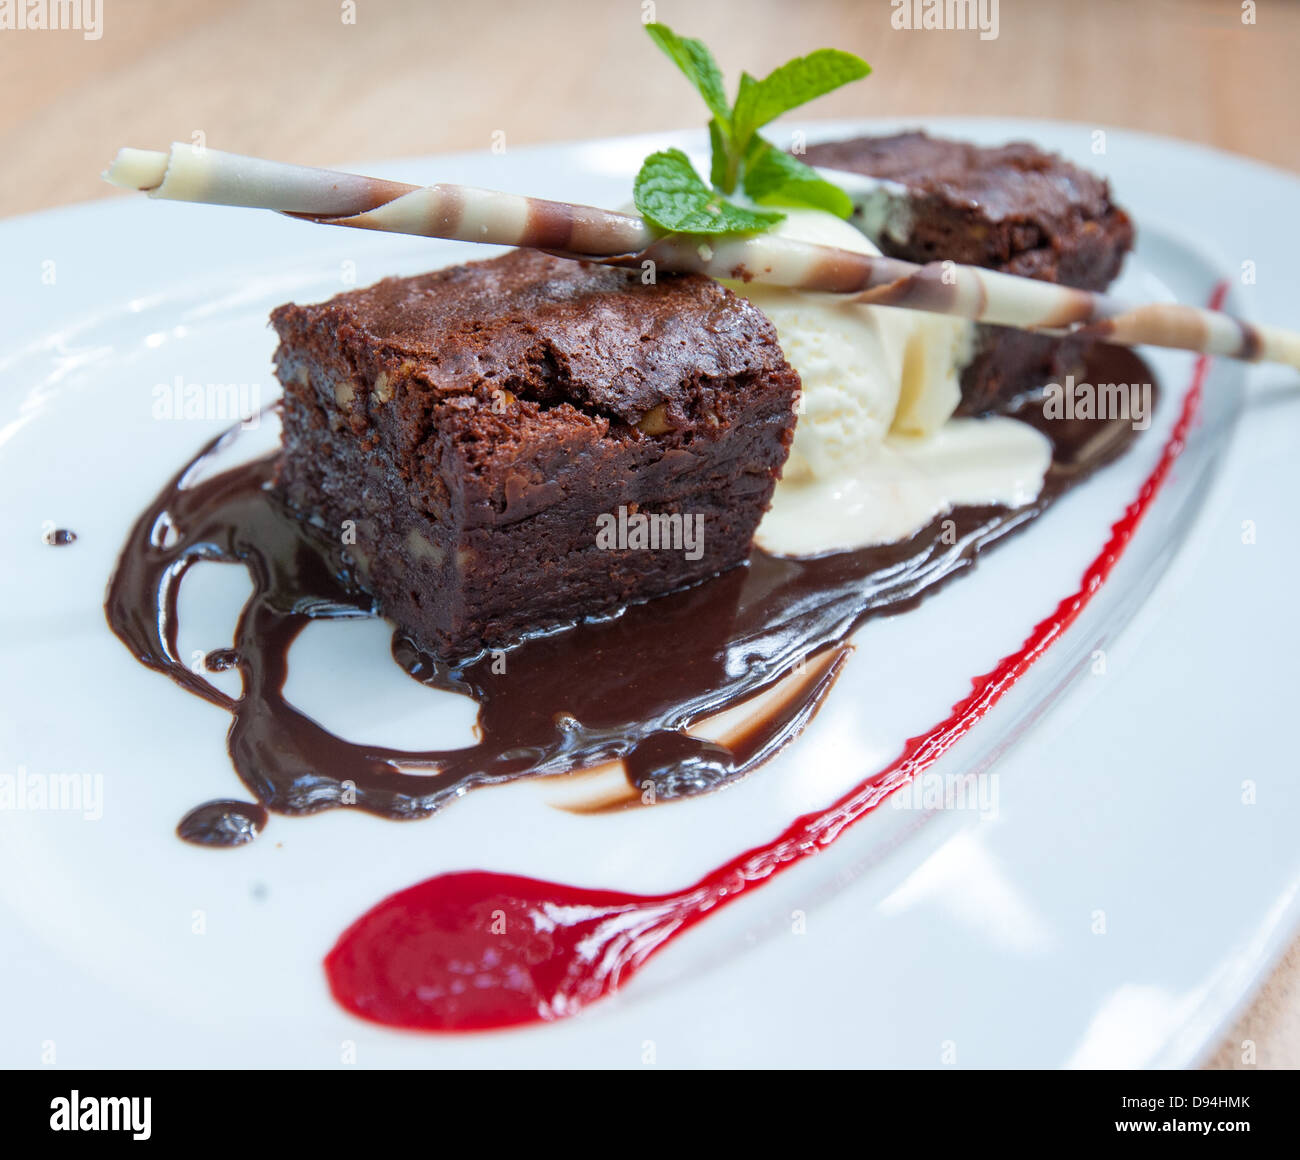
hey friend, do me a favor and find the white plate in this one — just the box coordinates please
[2,118,1298,1069]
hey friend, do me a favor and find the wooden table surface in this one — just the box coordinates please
[2,0,1295,1068]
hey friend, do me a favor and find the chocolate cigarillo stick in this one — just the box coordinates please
[617,237,1300,368]
[104,144,657,253]
[104,144,1300,371]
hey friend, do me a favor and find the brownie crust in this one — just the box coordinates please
[271,249,799,659]
[801,131,1135,413]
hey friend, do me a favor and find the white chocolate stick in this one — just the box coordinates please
[105,145,654,253]
[104,144,1300,370]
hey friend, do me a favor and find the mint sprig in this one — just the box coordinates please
[634,23,870,235]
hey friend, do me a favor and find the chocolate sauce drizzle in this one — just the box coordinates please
[105,347,1154,844]
[203,648,240,673]
[177,800,267,847]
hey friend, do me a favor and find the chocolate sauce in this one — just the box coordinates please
[105,346,1155,843]
[44,528,77,546]
[203,648,239,673]
[176,799,267,847]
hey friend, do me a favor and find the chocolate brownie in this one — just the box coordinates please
[800,131,1135,413]
[271,249,800,659]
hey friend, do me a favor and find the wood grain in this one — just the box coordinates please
[2,0,1296,217]
[1,0,1295,1068]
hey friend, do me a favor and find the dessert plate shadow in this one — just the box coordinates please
[2,118,1298,1068]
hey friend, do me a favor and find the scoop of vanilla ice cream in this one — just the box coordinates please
[718,208,1050,557]
[729,285,904,481]
[723,209,974,479]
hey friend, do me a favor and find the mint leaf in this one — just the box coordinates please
[730,49,871,146]
[644,23,731,127]
[743,138,855,218]
[634,148,784,235]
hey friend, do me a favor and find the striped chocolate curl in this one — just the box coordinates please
[106,144,656,255]
[104,144,1300,370]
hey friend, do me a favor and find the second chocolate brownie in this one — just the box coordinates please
[800,131,1135,413]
